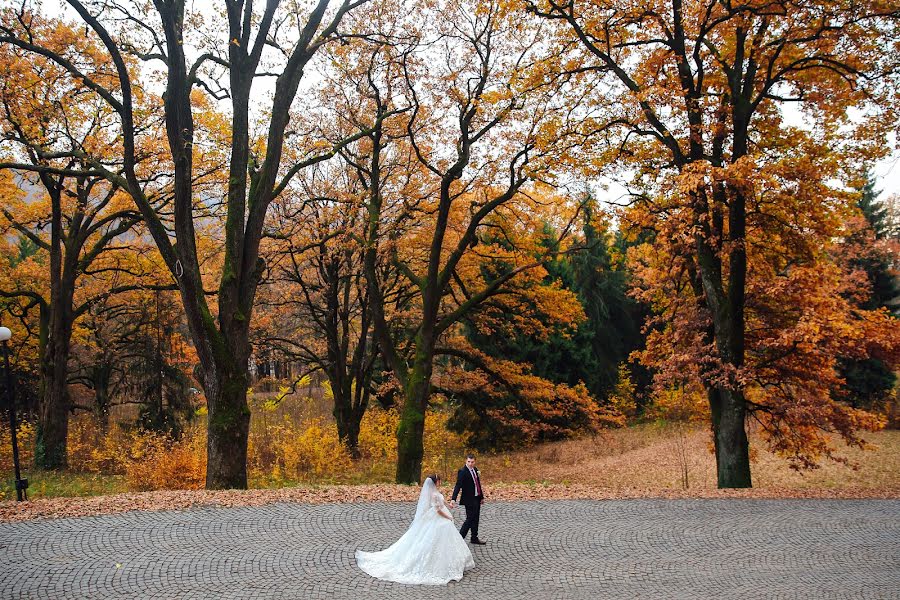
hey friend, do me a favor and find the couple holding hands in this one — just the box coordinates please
[356,454,487,585]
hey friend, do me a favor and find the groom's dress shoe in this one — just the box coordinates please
[471,539,486,545]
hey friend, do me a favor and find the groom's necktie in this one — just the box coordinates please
[470,468,481,496]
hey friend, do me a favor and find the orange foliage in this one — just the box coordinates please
[438,336,624,446]
[63,418,206,490]
[123,432,206,492]
[531,0,900,473]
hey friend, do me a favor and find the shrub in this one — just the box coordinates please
[0,418,35,473]
[249,415,353,482]
[357,407,399,460]
[123,426,206,491]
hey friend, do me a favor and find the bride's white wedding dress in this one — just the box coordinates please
[356,478,475,585]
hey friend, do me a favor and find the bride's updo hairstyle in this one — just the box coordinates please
[427,474,441,485]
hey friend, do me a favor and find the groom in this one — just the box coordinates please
[450,453,486,545]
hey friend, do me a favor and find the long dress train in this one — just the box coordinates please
[356,479,475,585]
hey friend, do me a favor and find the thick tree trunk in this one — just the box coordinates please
[330,341,374,460]
[37,352,70,469]
[708,387,752,487]
[694,179,753,489]
[36,177,72,470]
[395,356,432,484]
[334,400,362,459]
[36,283,75,470]
[706,311,752,489]
[35,330,71,469]
[205,368,251,489]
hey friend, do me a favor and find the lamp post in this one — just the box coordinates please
[0,326,27,501]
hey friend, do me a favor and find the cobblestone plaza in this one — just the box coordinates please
[1,499,897,599]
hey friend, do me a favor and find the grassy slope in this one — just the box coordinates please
[476,423,900,490]
[3,423,898,501]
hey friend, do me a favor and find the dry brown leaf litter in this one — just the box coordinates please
[1,484,897,523]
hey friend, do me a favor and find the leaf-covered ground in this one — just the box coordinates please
[3,424,897,523]
[475,425,900,490]
[2,483,897,523]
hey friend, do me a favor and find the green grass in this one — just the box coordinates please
[0,470,127,501]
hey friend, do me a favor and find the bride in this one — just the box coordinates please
[356,474,475,585]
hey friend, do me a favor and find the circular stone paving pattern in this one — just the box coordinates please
[1,499,898,599]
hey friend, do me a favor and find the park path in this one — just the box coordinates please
[1,499,897,599]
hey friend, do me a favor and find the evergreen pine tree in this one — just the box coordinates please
[463,197,642,404]
[840,171,898,408]
[858,172,890,240]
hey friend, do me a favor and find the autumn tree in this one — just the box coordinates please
[529,0,900,486]
[436,195,627,448]
[0,27,169,467]
[257,169,391,457]
[0,173,43,414]
[1,0,375,488]
[322,0,604,482]
[837,171,900,409]
[68,290,147,431]
[465,197,643,404]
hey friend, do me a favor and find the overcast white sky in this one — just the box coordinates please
[873,147,900,198]
[36,0,900,204]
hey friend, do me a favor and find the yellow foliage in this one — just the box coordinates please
[0,419,35,473]
[422,408,469,479]
[3,407,473,492]
[64,417,206,489]
[123,428,206,491]
[66,418,130,474]
[0,415,207,492]
[609,363,638,421]
[249,415,353,481]
[357,407,399,460]
[355,406,470,479]
[279,417,351,478]
[646,384,709,423]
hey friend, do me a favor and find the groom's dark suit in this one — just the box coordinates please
[451,466,484,542]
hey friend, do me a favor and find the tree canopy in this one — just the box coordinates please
[1,0,897,488]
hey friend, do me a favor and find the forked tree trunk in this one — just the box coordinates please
[695,178,752,488]
[333,377,365,459]
[334,403,362,459]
